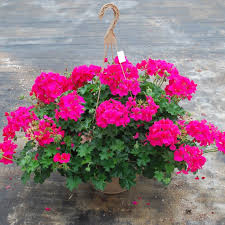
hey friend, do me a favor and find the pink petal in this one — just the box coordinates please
[45,207,51,211]
[132,201,138,205]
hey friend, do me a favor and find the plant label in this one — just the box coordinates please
[117,51,126,63]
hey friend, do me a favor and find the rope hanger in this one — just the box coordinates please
[99,3,126,78]
[99,3,120,64]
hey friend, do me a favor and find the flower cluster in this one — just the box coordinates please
[100,58,140,96]
[3,106,38,140]
[137,58,197,101]
[0,140,17,164]
[30,72,71,104]
[146,119,181,150]
[136,58,179,78]
[215,132,225,153]
[96,99,130,128]
[126,96,159,122]
[25,116,64,146]
[185,120,218,146]
[53,153,71,163]
[69,65,101,89]
[165,75,197,100]
[174,145,206,173]
[55,91,85,121]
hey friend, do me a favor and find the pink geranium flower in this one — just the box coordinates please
[45,207,51,211]
[69,65,101,89]
[185,120,218,146]
[53,153,61,162]
[132,201,138,205]
[30,72,72,104]
[133,133,139,139]
[136,58,179,78]
[146,119,181,150]
[55,91,85,122]
[174,145,206,174]
[126,96,159,122]
[0,140,17,165]
[3,106,38,141]
[53,153,71,164]
[100,57,140,96]
[96,99,130,128]
[215,131,225,153]
[34,153,39,160]
[25,117,64,147]
[60,153,71,163]
[165,75,197,101]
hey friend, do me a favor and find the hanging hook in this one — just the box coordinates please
[99,3,120,60]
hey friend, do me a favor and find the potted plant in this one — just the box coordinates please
[1,4,225,194]
[0,55,224,193]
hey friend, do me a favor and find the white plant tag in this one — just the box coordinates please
[117,51,126,63]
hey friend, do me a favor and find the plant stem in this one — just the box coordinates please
[1,155,14,162]
[204,148,218,153]
[93,82,102,120]
[159,76,166,87]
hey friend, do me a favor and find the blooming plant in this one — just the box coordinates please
[0,57,224,191]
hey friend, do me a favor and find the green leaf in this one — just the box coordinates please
[143,164,155,179]
[111,139,125,152]
[163,177,171,185]
[134,141,139,150]
[163,151,175,163]
[44,144,58,157]
[23,140,35,152]
[78,85,89,95]
[64,136,72,147]
[166,103,185,116]
[33,168,52,184]
[19,95,25,100]
[131,141,140,155]
[91,178,106,191]
[154,171,164,182]
[99,147,113,160]
[119,178,136,190]
[100,152,109,160]
[77,143,94,157]
[137,157,149,167]
[70,157,82,172]
[165,163,175,175]
[100,159,115,172]
[18,152,39,173]
[27,159,39,173]
[21,172,31,184]
[40,155,53,168]
[66,176,82,191]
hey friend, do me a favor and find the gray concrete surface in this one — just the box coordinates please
[0,0,225,224]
